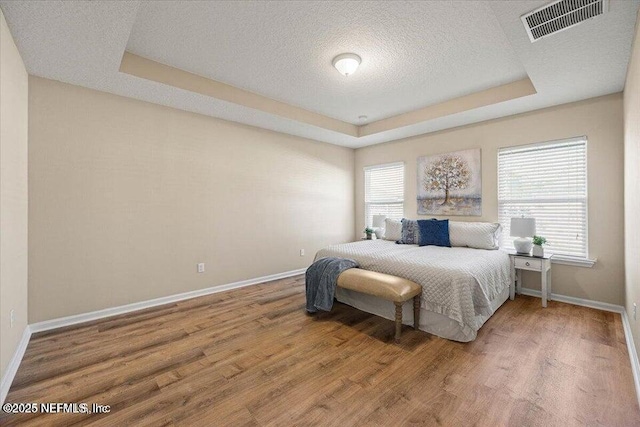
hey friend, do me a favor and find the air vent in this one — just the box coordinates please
[521,0,608,42]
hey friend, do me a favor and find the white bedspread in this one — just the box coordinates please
[315,240,511,338]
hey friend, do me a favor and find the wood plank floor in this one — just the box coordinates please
[2,275,638,426]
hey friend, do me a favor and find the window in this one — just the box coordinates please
[498,137,588,261]
[364,162,404,227]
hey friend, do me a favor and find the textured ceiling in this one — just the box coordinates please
[127,1,528,124]
[1,0,638,148]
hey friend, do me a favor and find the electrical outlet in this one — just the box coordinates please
[300,249,305,256]
[197,263,205,273]
[10,309,15,328]
[634,303,637,321]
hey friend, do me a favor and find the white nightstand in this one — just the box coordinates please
[507,251,553,307]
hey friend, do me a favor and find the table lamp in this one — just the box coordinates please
[372,215,386,239]
[510,217,536,254]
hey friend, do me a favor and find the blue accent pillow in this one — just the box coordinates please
[396,218,420,245]
[418,219,451,247]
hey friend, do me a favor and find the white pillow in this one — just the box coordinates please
[449,222,501,250]
[383,218,402,241]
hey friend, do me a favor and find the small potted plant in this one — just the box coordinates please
[364,227,374,240]
[532,235,547,257]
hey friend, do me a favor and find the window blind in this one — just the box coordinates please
[364,162,404,227]
[498,137,588,259]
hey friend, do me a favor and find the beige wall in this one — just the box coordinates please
[17,27,635,325]
[624,12,640,357]
[355,94,625,305]
[28,77,354,323]
[0,9,29,379]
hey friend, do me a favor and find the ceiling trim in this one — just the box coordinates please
[120,51,359,137]
[121,51,537,139]
[358,78,537,137]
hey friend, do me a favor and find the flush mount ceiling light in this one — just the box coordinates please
[332,53,361,77]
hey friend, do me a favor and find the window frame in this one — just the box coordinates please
[364,161,405,228]
[497,136,595,267]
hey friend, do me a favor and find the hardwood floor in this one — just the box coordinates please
[2,275,638,426]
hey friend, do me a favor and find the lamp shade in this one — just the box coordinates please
[510,217,536,237]
[372,215,386,229]
[332,53,361,76]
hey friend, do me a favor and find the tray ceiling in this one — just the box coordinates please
[1,0,638,148]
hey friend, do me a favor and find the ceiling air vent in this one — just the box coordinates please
[521,0,608,42]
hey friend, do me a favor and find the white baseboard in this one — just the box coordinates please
[520,287,639,408]
[1,326,32,405]
[1,268,305,405]
[30,268,306,334]
[622,310,640,408]
[519,287,624,313]
[6,276,637,408]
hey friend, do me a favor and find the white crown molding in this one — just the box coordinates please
[0,326,32,405]
[30,268,306,334]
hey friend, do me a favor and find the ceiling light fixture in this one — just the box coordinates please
[332,53,361,77]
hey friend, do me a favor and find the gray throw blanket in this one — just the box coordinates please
[305,257,358,313]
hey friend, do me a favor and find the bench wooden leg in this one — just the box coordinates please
[413,295,420,330]
[394,302,402,342]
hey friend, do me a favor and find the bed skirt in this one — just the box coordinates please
[335,284,510,342]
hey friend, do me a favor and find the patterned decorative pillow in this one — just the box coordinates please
[383,218,402,241]
[418,219,451,247]
[396,218,420,245]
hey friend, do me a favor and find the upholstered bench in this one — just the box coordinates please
[337,269,422,342]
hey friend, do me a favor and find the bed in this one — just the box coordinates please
[315,239,511,342]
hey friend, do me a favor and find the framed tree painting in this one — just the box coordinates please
[417,148,481,216]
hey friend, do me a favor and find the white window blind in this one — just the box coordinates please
[364,162,404,227]
[498,137,588,259]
